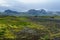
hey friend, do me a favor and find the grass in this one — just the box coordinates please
[0,16,60,40]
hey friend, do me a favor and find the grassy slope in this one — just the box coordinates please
[0,16,60,40]
[0,16,45,38]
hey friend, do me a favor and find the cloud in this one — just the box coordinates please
[16,0,47,4]
[15,0,60,4]
[0,0,6,4]
[0,0,11,7]
[0,0,60,11]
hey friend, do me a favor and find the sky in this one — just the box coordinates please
[0,0,60,12]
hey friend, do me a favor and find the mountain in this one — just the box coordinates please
[27,9,53,16]
[37,9,48,16]
[40,9,47,14]
[5,10,18,13]
[55,12,60,16]
[0,9,59,16]
[3,9,19,16]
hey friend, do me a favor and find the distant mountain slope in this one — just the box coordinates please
[27,9,55,16]
[0,9,59,16]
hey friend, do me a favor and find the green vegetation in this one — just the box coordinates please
[0,16,60,40]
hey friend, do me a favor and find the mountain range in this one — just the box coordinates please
[0,9,60,16]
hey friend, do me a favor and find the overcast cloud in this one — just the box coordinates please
[0,0,60,12]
